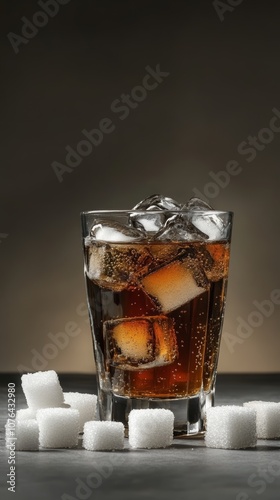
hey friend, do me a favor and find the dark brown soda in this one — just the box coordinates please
[85,241,230,399]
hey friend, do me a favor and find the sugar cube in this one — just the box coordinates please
[63,392,98,431]
[37,408,79,448]
[16,408,37,420]
[243,401,280,439]
[205,405,257,449]
[128,408,174,449]
[6,419,39,451]
[83,421,124,451]
[21,370,64,410]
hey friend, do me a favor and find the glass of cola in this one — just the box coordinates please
[81,195,233,436]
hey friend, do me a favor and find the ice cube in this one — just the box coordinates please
[203,242,230,281]
[90,219,145,242]
[147,242,186,265]
[152,316,178,365]
[84,235,94,247]
[184,197,225,241]
[86,242,153,291]
[104,316,178,370]
[86,243,106,282]
[155,213,204,241]
[185,242,229,283]
[191,214,225,241]
[129,212,165,233]
[183,197,214,211]
[140,253,208,313]
[133,194,182,211]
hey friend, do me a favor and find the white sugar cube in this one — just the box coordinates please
[16,408,37,420]
[205,405,257,449]
[128,408,174,449]
[243,401,280,439]
[63,392,98,432]
[37,408,79,448]
[83,421,124,451]
[6,419,39,451]
[21,370,64,410]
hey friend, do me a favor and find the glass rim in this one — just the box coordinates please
[81,209,234,217]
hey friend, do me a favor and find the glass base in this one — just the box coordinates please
[97,388,215,437]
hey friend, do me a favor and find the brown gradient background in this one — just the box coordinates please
[1,0,280,374]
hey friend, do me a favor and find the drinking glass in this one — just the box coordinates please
[81,209,233,435]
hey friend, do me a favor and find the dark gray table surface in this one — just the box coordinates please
[1,374,280,500]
